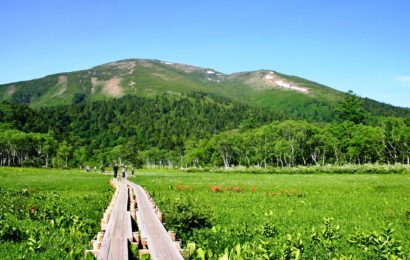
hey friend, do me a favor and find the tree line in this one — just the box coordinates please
[182,91,409,167]
[0,91,409,168]
[183,118,410,168]
[0,93,273,167]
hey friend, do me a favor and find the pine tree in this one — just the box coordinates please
[335,90,367,124]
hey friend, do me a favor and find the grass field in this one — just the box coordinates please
[0,167,111,259]
[134,170,410,258]
[0,168,409,259]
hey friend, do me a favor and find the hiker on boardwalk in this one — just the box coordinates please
[113,164,119,178]
[122,165,127,179]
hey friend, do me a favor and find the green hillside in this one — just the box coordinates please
[2,59,407,121]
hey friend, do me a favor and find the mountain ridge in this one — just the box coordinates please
[0,58,408,120]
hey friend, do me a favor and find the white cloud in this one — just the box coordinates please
[395,75,410,86]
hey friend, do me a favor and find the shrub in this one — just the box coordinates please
[348,225,405,259]
[161,197,214,238]
[0,218,26,242]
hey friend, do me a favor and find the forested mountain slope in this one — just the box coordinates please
[1,90,409,168]
[1,59,408,121]
[1,59,409,167]
[0,93,273,166]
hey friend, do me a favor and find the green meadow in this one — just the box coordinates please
[1,168,409,259]
[135,170,410,259]
[0,167,111,259]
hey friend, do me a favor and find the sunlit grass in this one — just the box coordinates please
[134,170,410,252]
[0,167,112,259]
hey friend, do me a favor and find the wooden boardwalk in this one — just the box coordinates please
[97,179,132,259]
[86,178,184,260]
[127,180,184,260]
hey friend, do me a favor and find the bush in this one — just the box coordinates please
[0,218,26,242]
[161,197,214,239]
[348,226,405,259]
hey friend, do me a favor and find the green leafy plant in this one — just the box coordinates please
[310,217,341,256]
[348,225,405,259]
[161,196,214,238]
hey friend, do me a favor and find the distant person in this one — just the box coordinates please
[131,166,135,176]
[94,166,97,172]
[86,165,90,173]
[113,164,119,179]
[122,165,126,179]
[100,165,105,174]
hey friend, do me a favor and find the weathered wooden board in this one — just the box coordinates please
[128,181,183,260]
[97,180,132,260]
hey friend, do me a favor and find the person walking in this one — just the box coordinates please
[121,165,126,179]
[113,164,119,179]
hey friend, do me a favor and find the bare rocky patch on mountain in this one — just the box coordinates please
[264,71,309,94]
[91,77,98,94]
[57,75,67,85]
[103,77,123,97]
[237,71,309,94]
[6,85,15,96]
[51,75,68,97]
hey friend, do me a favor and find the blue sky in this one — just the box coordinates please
[0,0,409,107]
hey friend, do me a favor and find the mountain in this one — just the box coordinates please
[0,59,408,120]
[1,59,409,168]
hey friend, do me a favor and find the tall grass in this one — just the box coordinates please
[133,170,410,258]
[0,167,112,259]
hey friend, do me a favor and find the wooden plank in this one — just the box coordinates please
[128,181,183,260]
[97,211,117,259]
[108,211,129,259]
[97,180,132,260]
[125,211,133,242]
[136,210,148,248]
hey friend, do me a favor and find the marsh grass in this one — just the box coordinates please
[0,167,111,259]
[134,169,410,258]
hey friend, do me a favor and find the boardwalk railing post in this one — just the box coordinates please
[132,231,140,245]
[168,231,177,241]
[97,232,104,242]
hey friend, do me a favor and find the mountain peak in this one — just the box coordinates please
[1,58,408,119]
[0,58,345,111]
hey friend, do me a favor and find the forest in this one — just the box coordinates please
[0,91,409,168]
